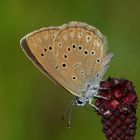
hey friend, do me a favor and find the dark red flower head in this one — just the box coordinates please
[95,77,138,140]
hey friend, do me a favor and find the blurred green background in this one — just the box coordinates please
[0,0,139,140]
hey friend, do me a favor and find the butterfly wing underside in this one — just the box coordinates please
[20,22,113,97]
[20,26,83,96]
[53,22,113,94]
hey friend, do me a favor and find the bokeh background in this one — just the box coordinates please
[0,0,140,140]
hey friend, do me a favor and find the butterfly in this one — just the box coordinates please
[20,21,113,110]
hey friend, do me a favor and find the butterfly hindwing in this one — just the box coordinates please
[53,22,112,95]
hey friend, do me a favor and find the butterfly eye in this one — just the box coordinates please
[77,99,83,104]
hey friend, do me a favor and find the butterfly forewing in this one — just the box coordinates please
[20,27,82,96]
[21,28,62,84]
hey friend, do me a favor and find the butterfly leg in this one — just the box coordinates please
[94,94,108,100]
[99,87,110,90]
[89,98,100,112]
[89,103,100,112]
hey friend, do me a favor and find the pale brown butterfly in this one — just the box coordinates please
[20,21,113,110]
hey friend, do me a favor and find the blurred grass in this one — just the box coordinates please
[0,0,140,140]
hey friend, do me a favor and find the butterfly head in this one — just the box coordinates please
[75,82,100,106]
[75,97,86,106]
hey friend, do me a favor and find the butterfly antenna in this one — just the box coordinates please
[67,100,75,128]
[61,99,75,121]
